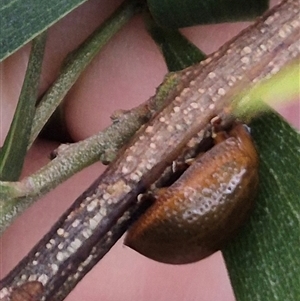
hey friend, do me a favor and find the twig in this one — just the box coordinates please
[28,0,143,147]
[0,1,299,300]
[0,71,183,233]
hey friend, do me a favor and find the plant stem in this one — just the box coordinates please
[28,0,144,147]
[0,72,182,233]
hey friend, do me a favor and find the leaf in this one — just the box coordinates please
[0,0,88,61]
[151,4,300,299]
[147,0,269,28]
[0,33,46,181]
[232,61,300,123]
[145,14,206,71]
[223,112,300,301]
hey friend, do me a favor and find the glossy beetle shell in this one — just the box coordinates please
[124,124,259,264]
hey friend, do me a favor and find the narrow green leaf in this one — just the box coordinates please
[145,14,206,71]
[232,60,300,123]
[0,33,47,181]
[147,0,269,28]
[0,0,88,61]
[223,112,300,301]
[151,5,299,300]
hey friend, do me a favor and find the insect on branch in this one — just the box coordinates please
[0,0,299,300]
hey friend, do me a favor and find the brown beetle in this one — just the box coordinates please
[125,124,259,264]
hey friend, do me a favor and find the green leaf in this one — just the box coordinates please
[0,33,46,181]
[223,112,300,301]
[0,0,88,61]
[145,14,206,71]
[147,0,269,28]
[232,61,300,123]
[152,5,299,299]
